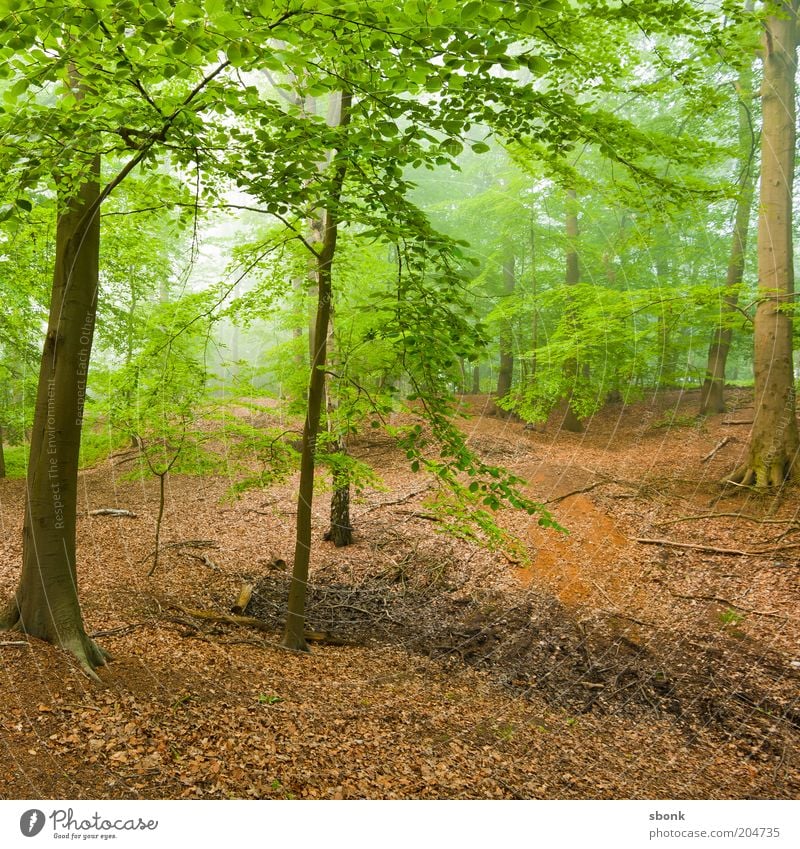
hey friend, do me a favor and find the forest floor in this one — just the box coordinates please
[0,388,798,800]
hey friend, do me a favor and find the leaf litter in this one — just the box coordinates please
[0,389,797,799]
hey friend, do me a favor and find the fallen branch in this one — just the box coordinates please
[600,610,655,628]
[0,640,29,647]
[231,583,254,615]
[632,537,752,556]
[633,536,800,557]
[701,436,731,463]
[656,512,795,527]
[168,604,350,645]
[361,485,434,514]
[546,482,599,504]
[184,552,220,571]
[88,623,149,638]
[88,508,138,518]
[721,419,753,426]
[664,590,786,620]
[397,510,440,522]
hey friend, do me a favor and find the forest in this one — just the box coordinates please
[0,0,798,802]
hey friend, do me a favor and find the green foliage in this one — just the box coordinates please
[1,444,27,478]
[0,0,764,564]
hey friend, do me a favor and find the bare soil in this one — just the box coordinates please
[0,389,797,799]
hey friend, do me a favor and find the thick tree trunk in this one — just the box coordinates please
[727,3,799,486]
[0,155,109,677]
[700,59,756,415]
[561,188,583,432]
[283,91,351,652]
[496,247,515,400]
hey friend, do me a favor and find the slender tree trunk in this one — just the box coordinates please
[0,426,5,478]
[325,312,352,548]
[0,154,109,677]
[148,470,168,577]
[530,207,538,380]
[496,246,515,401]
[655,256,677,387]
[727,2,799,486]
[561,188,583,432]
[472,364,480,394]
[700,59,756,415]
[283,91,351,652]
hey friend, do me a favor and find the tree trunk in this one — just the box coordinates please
[283,91,351,652]
[496,246,515,400]
[0,426,5,479]
[700,58,756,415]
[328,474,352,547]
[0,155,109,677]
[727,3,799,486]
[561,188,583,432]
[655,257,677,387]
[325,306,352,548]
[472,364,480,394]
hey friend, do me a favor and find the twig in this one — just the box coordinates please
[546,482,599,504]
[664,589,786,620]
[721,419,754,425]
[590,579,655,627]
[600,609,655,628]
[139,539,218,563]
[0,640,29,647]
[397,510,440,522]
[701,436,731,463]
[88,623,149,638]
[184,552,221,571]
[360,485,433,514]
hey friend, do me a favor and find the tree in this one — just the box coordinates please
[0,4,237,673]
[496,246,516,403]
[560,187,584,432]
[699,57,757,415]
[283,90,351,652]
[0,134,107,675]
[727,0,799,487]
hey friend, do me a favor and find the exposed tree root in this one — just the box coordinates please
[60,634,112,682]
[0,598,111,682]
[723,458,795,489]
